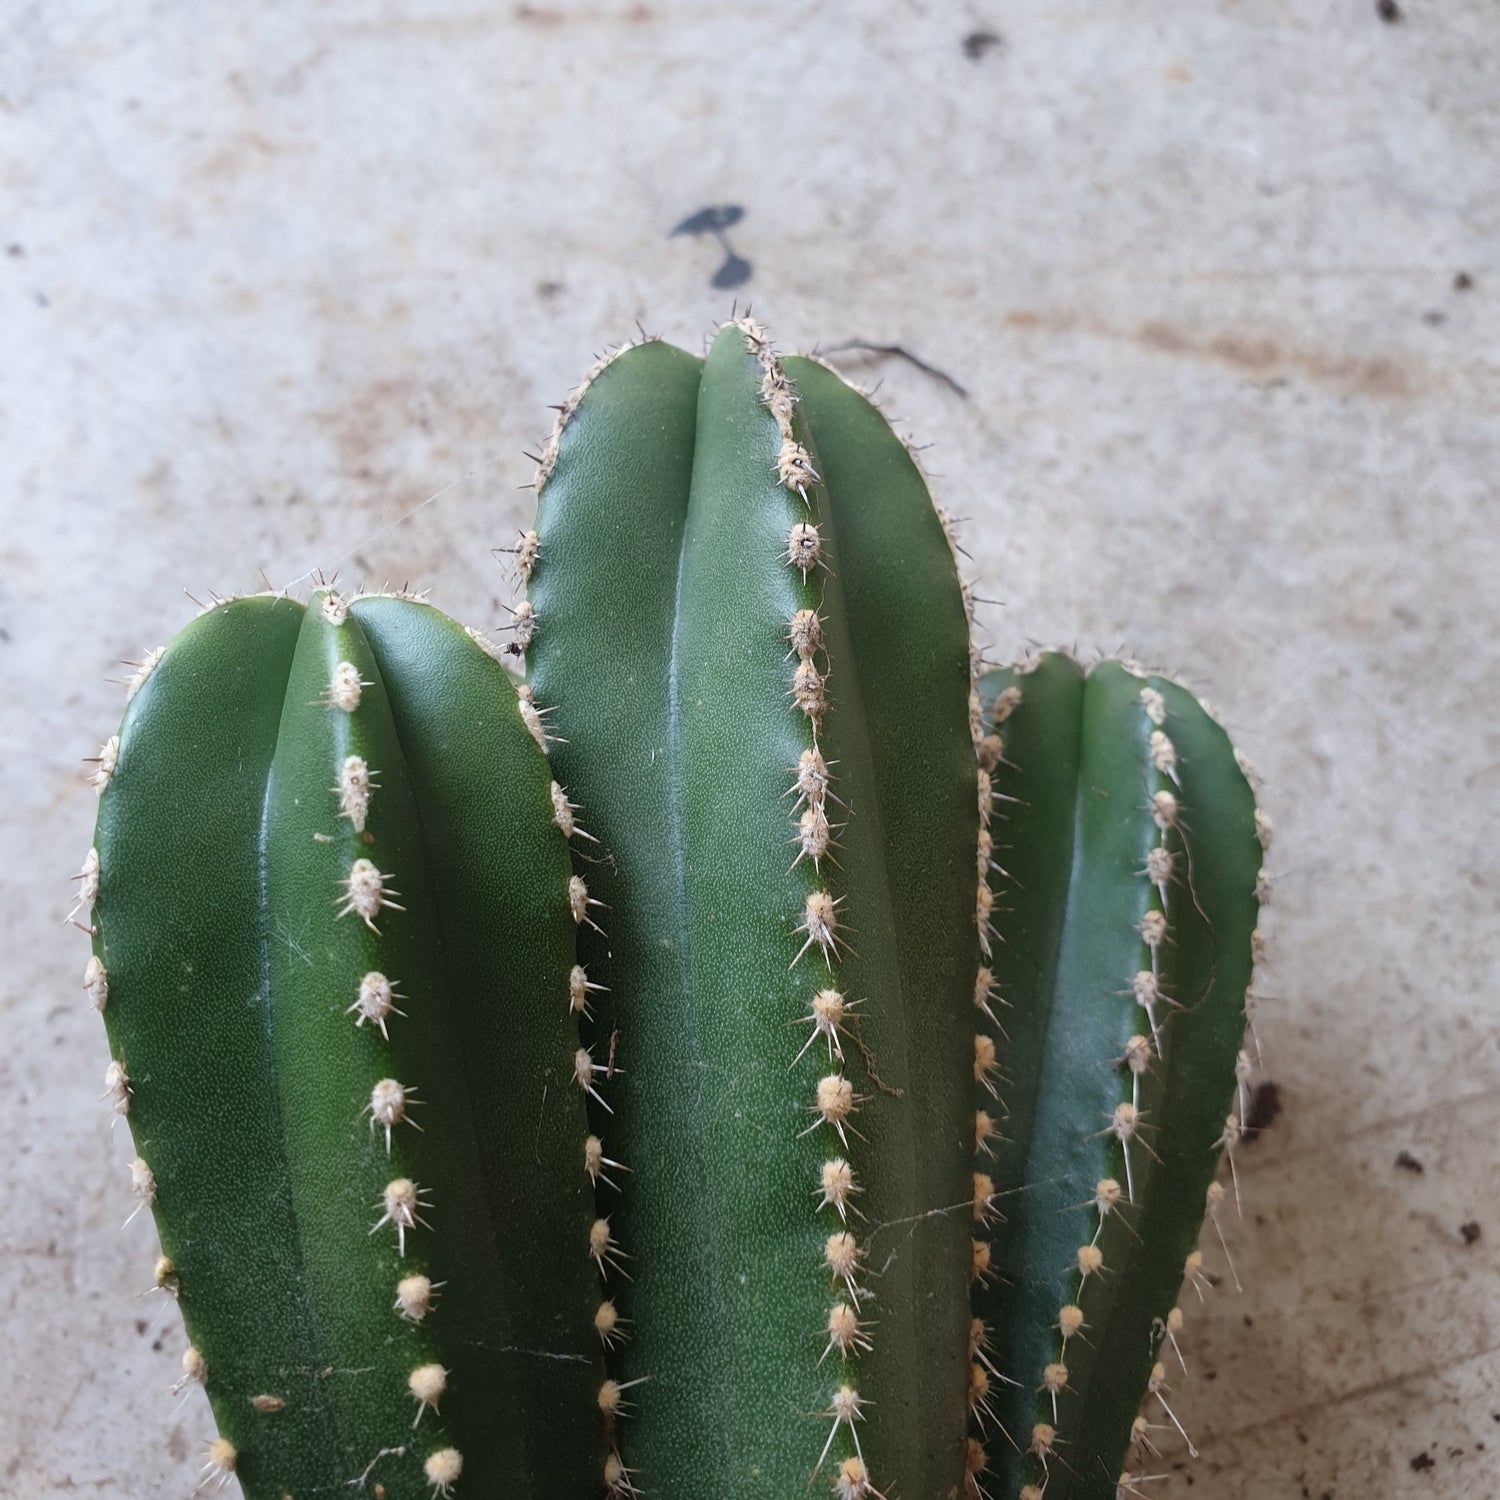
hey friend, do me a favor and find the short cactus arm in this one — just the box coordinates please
[92,592,603,1499]
[972,656,1261,1499]
[1063,670,1262,1486]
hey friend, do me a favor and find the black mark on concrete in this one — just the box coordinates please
[819,340,970,399]
[671,205,751,289]
[1241,1080,1282,1142]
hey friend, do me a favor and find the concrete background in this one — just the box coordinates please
[3,1,1497,1495]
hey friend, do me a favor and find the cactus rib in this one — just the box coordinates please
[525,322,979,1498]
[972,655,1263,1499]
[89,591,605,1499]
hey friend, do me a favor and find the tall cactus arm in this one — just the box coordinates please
[972,655,1263,1500]
[526,324,978,1499]
[88,591,604,1499]
[785,354,982,1480]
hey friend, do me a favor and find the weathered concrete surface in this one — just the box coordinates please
[3,2,1496,1495]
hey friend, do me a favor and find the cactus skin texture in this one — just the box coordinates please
[972,654,1264,1500]
[87,591,606,1499]
[526,322,982,1498]
[85,325,1266,1500]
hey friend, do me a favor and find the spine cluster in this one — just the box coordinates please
[966,650,1009,1498]
[515,437,641,1496]
[323,593,458,1497]
[743,321,881,1500]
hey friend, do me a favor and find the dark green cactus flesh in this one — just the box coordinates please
[81,321,1268,1500]
[526,324,981,1500]
[88,592,605,1498]
[972,655,1264,1499]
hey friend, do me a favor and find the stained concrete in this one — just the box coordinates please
[3,2,1497,1495]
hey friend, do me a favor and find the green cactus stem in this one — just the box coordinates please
[524,321,983,1499]
[970,654,1265,1500]
[84,323,1268,1500]
[85,590,609,1500]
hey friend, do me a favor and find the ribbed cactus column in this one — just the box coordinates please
[85,591,607,1499]
[967,655,1264,1500]
[524,322,980,1498]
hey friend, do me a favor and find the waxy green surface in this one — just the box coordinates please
[92,594,602,1500]
[975,656,1261,1499]
[528,328,978,1498]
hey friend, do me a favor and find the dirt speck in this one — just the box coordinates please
[1377,0,1403,22]
[1410,1451,1434,1472]
[1460,1220,1482,1246]
[1242,1080,1282,1141]
[963,30,1003,60]
[1454,271,1474,292]
[1395,1149,1425,1173]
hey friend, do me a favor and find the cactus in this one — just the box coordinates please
[970,654,1264,1499]
[85,590,609,1498]
[81,320,1266,1500]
